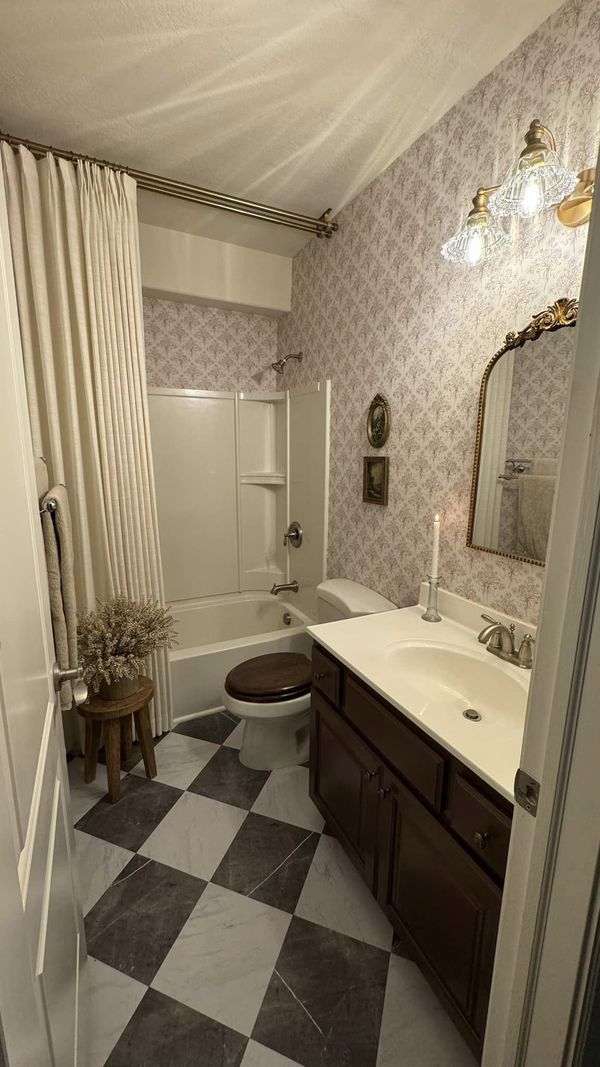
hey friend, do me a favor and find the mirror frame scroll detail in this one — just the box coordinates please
[466,296,579,567]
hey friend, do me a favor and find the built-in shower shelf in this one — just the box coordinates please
[239,472,286,485]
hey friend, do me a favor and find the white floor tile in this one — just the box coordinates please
[295,833,393,950]
[223,720,245,750]
[131,731,219,789]
[242,1040,302,1067]
[81,957,145,1067]
[67,758,124,824]
[152,883,291,1037]
[377,955,477,1067]
[138,791,247,880]
[74,830,134,915]
[251,766,324,833]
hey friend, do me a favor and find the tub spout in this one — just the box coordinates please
[270,580,299,596]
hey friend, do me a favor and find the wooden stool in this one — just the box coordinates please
[78,676,156,803]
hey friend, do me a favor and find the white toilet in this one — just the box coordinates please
[223,579,396,770]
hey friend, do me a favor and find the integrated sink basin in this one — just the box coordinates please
[307,594,534,800]
[384,640,528,726]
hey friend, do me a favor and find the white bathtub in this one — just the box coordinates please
[169,592,314,722]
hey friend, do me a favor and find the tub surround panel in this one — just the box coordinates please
[149,391,239,601]
[278,0,600,622]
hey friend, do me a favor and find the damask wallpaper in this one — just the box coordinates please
[144,297,279,392]
[506,326,574,462]
[278,0,600,623]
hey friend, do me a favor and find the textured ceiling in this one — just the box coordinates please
[0,0,564,254]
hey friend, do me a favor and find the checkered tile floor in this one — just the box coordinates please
[70,711,476,1067]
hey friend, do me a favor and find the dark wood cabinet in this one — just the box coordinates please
[310,691,379,887]
[309,642,512,1060]
[377,765,502,1046]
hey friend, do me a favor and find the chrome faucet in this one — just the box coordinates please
[477,614,535,669]
[270,580,299,596]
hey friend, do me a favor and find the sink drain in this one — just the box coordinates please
[463,708,482,722]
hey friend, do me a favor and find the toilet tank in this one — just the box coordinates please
[316,579,396,622]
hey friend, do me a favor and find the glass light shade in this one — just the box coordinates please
[441,211,511,266]
[489,147,577,220]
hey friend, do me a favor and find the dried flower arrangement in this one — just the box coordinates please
[78,595,177,697]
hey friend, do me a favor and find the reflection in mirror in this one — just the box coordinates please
[468,299,577,565]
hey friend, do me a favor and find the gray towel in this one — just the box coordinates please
[516,474,555,560]
[40,485,78,710]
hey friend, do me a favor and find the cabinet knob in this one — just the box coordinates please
[313,672,326,682]
[473,831,490,850]
[378,786,391,799]
[362,769,376,782]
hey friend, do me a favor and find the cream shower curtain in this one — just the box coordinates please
[1,143,172,736]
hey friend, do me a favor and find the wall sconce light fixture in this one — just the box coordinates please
[441,187,511,266]
[442,119,595,267]
[489,120,577,219]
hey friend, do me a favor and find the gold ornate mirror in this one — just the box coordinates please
[467,298,578,566]
[366,393,390,448]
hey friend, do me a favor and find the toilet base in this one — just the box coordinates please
[238,710,310,770]
[223,689,311,771]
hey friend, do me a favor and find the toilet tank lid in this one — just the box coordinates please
[316,579,396,616]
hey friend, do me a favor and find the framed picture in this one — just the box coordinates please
[366,393,390,448]
[363,455,389,506]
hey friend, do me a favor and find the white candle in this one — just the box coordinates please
[431,513,440,578]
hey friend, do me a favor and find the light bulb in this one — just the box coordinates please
[518,175,544,219]
[465,229,483,265]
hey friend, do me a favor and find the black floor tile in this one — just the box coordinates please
[105,988,247,1067]
[253,916,389,1067]
[212,813,319,913]
[175,711,239,745]
[187,744,269,809]
[75,774,182,851]
[85,856,206,984]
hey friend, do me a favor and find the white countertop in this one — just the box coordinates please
[308,590,532,803]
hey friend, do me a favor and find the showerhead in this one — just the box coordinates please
[271,351,303,374]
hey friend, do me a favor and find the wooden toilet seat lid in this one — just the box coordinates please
[225,652,312,704]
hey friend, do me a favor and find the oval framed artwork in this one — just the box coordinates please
[366,393,390,448]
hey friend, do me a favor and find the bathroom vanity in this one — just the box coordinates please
[308,592,530,1059]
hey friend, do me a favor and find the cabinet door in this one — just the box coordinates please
[377,767,502,1045]
[310,692,379,888]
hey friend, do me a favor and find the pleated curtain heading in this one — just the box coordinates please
[1,142,172,736]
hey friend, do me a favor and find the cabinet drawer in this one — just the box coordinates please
[445,773,512,881]
[344,675,445,810]
[312,645,342,708]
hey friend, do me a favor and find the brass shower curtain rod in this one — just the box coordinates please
[0,130,338,238]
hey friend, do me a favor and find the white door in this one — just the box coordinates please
[0,168,83,1063]
[483,141,600,1065]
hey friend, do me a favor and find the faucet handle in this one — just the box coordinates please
[517,633,535,669]
[481,613,498,625]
